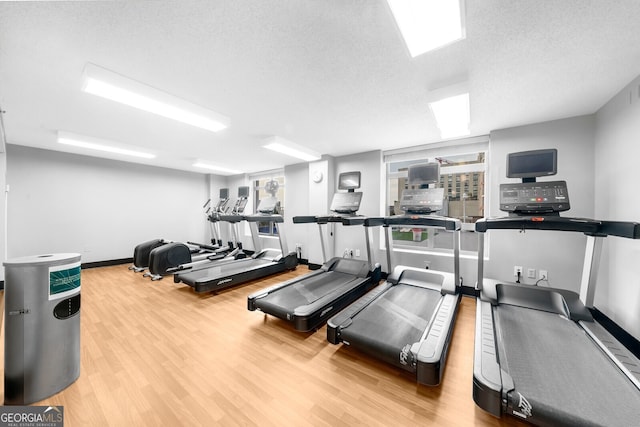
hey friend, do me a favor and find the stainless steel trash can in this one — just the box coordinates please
[4,253,81,405]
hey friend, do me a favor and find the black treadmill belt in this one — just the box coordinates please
[256,271,359,310]
[178,258,273,285]
[497,305,640,426]
[340,284,441,371]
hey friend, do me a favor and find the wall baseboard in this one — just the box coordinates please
[460,285,478,297]
[82,258,132,269]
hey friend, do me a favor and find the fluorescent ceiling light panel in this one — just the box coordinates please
[193,162,243,175]
[387,0,465,57]
[82,63,229,132]
[429,93,470,139]
[57,131,156,159]
[263,136,321,162]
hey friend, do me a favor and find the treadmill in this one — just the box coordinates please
[247,171,382,332]
[327,162,462,386]
[173,188,298,293]
[473,149,640,425]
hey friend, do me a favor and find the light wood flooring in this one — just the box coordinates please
[0,265,526,426]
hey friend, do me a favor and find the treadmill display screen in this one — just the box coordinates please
[408,162,440,186]
[237,186,250,198]
[507,149,557,179]
[338,171,361,190]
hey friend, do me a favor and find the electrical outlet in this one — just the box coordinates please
[355,249,360,257]
[295,244,302,258]
[540,270,548,280]
[514,266,523,277]
[527,268,536,279]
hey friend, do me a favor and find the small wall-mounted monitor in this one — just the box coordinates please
[219,188,229,199]
[237,186,250,198]
[507,149,557,179]
[408,162,440,185]
[338,171,361,191]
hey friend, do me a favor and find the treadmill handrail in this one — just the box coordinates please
[599,220,640,239]
[384,215,461,231]
[476,216,640,239]
[475,216,601,234]
[293,215,317,224]
[293,214,365,226]
[315,215,361,225]
[218,214,244,223]
[364,217,385,227]
[364,215,461,230]
[244,213,284,223]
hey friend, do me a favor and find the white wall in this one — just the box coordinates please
[207,173,232,245]
[332,151,382,265]
[485,115,596,290]
[6,145,209,263]
[0,150,6,281]
[594,75,640,340]
[284,162,310,259]
[280,152,381,267]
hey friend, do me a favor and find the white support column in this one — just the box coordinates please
[384,225,394,274]
[579,235,604,309]
[453,228,460,286]
[364,225,375,271]
[476,232,485,291]
[276,221,289,255]
[317,223,328,264]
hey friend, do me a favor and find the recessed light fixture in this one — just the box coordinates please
[192,162,243,175]
[57,131,156,159]
[263,136,321,162]
[81,63,229,132]
[429,92,470,139]
[387,0,465,58]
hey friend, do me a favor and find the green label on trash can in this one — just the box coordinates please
[49,263,81,300]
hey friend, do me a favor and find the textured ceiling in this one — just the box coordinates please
[1,0,640,174]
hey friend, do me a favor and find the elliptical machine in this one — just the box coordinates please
[144,186,250,281]
[129,192,229,273]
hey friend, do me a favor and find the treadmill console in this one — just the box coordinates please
[233,197,249,214]
[330,192,363,215]
[500,180,570,214]
[257,196,279,214]
[401,188,444,214]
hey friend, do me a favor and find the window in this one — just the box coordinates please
[385,139,487,255]
[252,172,285,236]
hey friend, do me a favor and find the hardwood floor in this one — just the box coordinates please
[0,265,526,426]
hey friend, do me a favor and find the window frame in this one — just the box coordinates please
[250,169,285,237]
[383,136,489,258]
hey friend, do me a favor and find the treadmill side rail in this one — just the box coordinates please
[472,300,503,417]
[416,293,461,386]
[580,319,640,391]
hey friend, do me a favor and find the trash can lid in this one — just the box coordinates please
[4,253,81,267]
